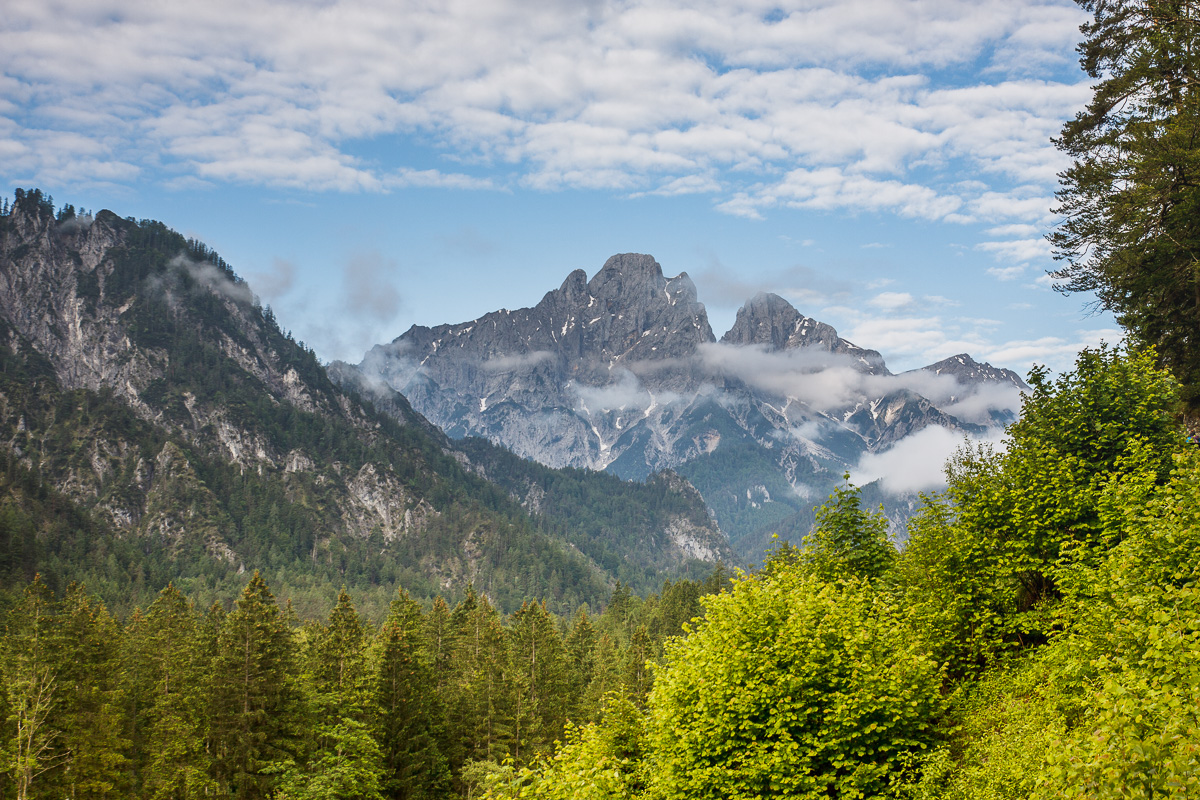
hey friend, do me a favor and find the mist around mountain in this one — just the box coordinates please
[348,253,1027,558]
[0,190,728,616]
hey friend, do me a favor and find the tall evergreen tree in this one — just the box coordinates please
[451,591,513,771]
[282,589,384,800]
[507,601,568,763]
[51,585,127,799]
[1050,0,1200,405]
[2,578,64,800]
[563,609,597,724]
[123,585,215,799]
[372,588,450,800]
[210,572,300,800]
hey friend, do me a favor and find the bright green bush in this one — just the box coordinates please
[644,567,944,800]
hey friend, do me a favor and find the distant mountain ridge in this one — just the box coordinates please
[348,253,1028,558]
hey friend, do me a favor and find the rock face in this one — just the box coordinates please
[0,194,434,563]
[350,255,1028,557]
[360,253,715,471]
[721,291,888,373]
[915,353,1027,389]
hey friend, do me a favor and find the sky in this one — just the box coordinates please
[1,0,1122,377]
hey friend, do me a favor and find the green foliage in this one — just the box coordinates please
[209,572,302,799]
[1035,450,1200,798]
[457,439,722,595]
[508,601,570,762]
[645,566,944,800]
[484,696,648,800]
[1049,1,1200,405]
[122,585,216,800]
[802,476,895,583]
[372,588,450,800]
[898,346,1185,674]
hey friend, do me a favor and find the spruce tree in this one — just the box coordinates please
[3,578,64,800]
[51,585,127,799]
[450,591,513,771]
[1050,0,1200,405]
[507,601,568,763]
[282,588,384,800]
[563,608,597,724]
[372,588,450,800]
[123,585,215,799]
[209,571,300,800]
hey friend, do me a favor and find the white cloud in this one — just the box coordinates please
[854,425,1007,493]
[246,257,296,301]
[167,254,256,306]
[696,341,1025,424]
[868,291,914,311]
[698,342,873,410]
[572,368,652,412]
[980,328,1125,372]
[986,264,1027,280]
[978,237,1052,265]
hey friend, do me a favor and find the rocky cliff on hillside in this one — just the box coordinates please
[349,254,1027,557]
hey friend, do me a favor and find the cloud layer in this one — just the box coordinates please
[3,0,1087,256]
[853,425,1007,494]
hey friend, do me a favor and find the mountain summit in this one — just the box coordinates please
[721,291,887,373]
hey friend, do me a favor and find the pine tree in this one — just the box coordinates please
[564,608,597,724]
[209,571,300,800]
[51,585,128,799]
[2,578,65,800]
[450,591,513,771]
[123,585,215,799]
[621,624,655,707]
[1050,0,1200,405]
[282,588,385,800]
[507,601,568,763]
[372,588,450,800]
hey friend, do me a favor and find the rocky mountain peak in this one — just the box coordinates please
[591,252,663,283]
[917,353,1028,390]
[721,292,806,350]
[721,292,889,374]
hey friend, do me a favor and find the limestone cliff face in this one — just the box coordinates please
[0,208,158,408]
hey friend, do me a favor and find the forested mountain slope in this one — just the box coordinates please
[0,189,728,616]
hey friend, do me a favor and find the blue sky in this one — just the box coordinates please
[2,0,1120,375]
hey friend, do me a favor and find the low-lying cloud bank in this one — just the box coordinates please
[696,343,1023,424]
[852,425,1008,494]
